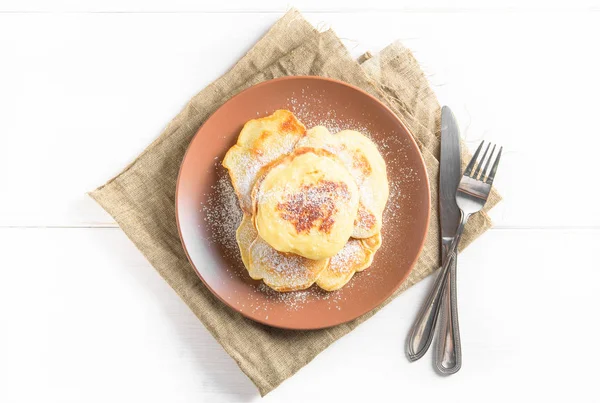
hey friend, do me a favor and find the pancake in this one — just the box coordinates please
[223,110,306,213]
[248,235,329,292]
[253,147,360,260]
[295,125,332,150]
[236,214,329,292]
[235,214,257,269]
[337,130,389,238]
[315,233,382,291]
[296,126,389,238]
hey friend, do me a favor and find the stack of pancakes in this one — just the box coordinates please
[223,110,389,292]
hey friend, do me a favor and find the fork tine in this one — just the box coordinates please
[480,144,496,181]
[485,146,503,185]
[464,141,484,176]
[473,143,491,179]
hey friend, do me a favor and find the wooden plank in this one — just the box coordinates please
[0,227,597,401]
[0,12,598,227]
[1,0,598,13]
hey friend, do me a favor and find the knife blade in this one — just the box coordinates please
[440,106,461,242]
[436,106,462,373]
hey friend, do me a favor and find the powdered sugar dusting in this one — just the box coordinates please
[251,237,319,287]
[201,163,243,260]
[230,133,299,212]
[253,282,347,311]
[382,175,403,229]
[233,151,261,211]
[290,99,372,137]
[256,283,312,311]
[328,239,364,273]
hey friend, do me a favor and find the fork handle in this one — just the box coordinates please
[406,213,467,362]
[435,250,462,374]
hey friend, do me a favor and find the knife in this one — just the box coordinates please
[405,106,462,362]
[436,106,462,374]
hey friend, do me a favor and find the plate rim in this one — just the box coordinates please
[175,75,431,330]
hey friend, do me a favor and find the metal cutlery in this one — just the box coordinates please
[406,139,502,365]
[404,106,462,363]
[436,107,462,374]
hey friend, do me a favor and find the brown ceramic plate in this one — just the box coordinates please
[176,76,430,330]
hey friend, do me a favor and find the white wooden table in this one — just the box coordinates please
[1,2,599,402]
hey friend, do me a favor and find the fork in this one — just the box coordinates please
[406,140,502,364]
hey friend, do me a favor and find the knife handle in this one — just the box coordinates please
[406,215,467,362]
[435,252,462,374]
[405,253,456,362]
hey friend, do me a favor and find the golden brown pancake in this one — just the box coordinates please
[223,110,306,213]
[236,214,329,292]
[253,147,360,260]
[315,233,382,291]
[235,213,257,269]
[248,236,329,292]
[296,127,389,238]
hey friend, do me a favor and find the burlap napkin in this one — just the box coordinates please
[90,9,500,396]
